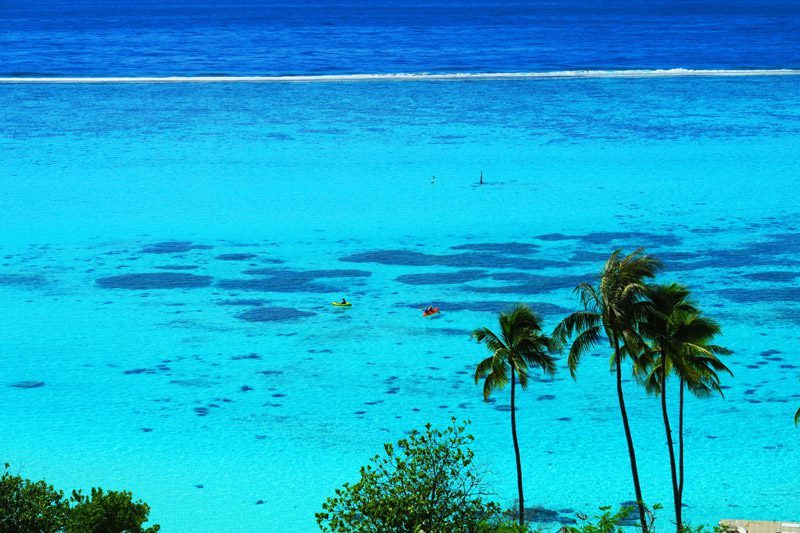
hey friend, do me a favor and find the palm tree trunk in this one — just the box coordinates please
[510,368,525,525]
[678,379,685,531]
[614,340,648,533]
[660,369,680,533]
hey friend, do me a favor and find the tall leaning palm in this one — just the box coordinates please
[473,304,558,526]
[553,249,660,533]
[636,283,731,533]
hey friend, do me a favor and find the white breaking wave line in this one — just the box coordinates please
[2,69,800,83]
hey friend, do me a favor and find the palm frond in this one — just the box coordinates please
[474,355,497,383]
[473,304,557,400]
[481,362,509,400]
[567,326,602,378]
[553,311,602,344]
[515,364,530,390]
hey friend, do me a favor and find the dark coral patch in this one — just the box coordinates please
[535,233,571,241]
[536,231,681,247]
[8,381,45,389]
[123,368,156,375]
[658,251,701,261]
[667,235,800,272]
[340,250,570,269]
[219,267,370,290]
[719,287,800,302]
[535,231,679,246]
[96,273,212,289]
[449,242,539,255]
[582,231,680,246]
[232,353,262,360]
[427,328,472,336]
[141,241,213,254]
[242,268,369,278]
[467,274,590,294]
[154,265,199,270]
[0,274,48,288]
[236,307,315,322]
[405,300,570,316]
[743,271,799,282]
[217,253,258,261]
[525,507,577,525]
[745,233,800,257]
[217,299,269,306]
[395,270,487,285]
[569,251,613,263]
[219,277,335,293]
[574,250,695,265]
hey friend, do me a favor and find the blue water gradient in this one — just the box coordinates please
[1,77,799,531]
[2,0,800,76]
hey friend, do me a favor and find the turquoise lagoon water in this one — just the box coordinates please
[1,77,799,531]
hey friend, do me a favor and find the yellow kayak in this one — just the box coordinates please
[331,301,352,307]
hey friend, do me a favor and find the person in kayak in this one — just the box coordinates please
[424,305,435,314]
[341,298,348,305]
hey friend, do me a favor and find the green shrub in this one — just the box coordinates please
[0,463,159,533]
[67,487,160,533]
[0,463,70,533]
[316,419,502,533]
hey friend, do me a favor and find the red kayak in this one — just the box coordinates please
[422,307,440,317]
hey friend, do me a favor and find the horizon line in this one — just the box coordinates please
[2,68,800,83]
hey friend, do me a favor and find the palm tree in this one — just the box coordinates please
[674,317,731,533]
[636,283,731,533]
[553,249,660,533]
[473,304,558,526]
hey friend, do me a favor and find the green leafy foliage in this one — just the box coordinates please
[0,463,70,533]
[567,504,662,533]
[67,487,160,533]
[473,303,558,526]
[0,463,159,533]
[565,506,632,533]
[475,520,535,533]
[680,524,728,533]
[316,419,501,533]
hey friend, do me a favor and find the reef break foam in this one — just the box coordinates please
[2,69,800,83]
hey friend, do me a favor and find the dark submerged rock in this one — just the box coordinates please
[9,380,45,389]
[141,241,213,254]
[236,307,315,322]
[96,273,212,289]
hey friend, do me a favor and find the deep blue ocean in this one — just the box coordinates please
[2,0,800,76]
[2,2,800,532]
